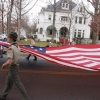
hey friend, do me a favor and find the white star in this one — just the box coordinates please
[31,47,34,48]
[39,48,43,50]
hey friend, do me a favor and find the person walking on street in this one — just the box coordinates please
[0,32,30,100]
[26,36,37,60]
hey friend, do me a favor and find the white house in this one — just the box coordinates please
[36,0,91,42]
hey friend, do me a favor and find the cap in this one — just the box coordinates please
[8,32,18,41]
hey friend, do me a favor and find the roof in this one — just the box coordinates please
[43,0,77,12]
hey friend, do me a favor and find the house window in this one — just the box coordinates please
[79,17,82,24]
[77,8,79,12]
[78,7,83,12]
[38,19,39,24]
[75,17,77,24]
[74,30,77,38]
[78,30,81,37]
[61,16,68,22]
[82,30,85,38]
[62,3,65,8]
[66,4,68,8]
[80,7,82,12]
[82,33,84,38]
[55,15,56,20]
[84,17,86,24]
[62,3,69,9]
[40,28,43,34]
[48,15,51,20]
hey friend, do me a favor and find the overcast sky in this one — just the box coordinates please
[26,0,93,23]
[26,0,50,23]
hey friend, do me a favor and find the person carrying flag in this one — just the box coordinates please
[0,32,30,100]
[26,36,37,60]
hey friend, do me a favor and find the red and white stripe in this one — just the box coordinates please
[0,41,100,71]
[46,45,100,71]
[20,46,97,71]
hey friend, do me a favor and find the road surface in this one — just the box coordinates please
[0,55,100,100]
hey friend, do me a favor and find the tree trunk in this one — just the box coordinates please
[68,23,71,42]
[92,14,99,44]
[51,0,56,43]
[92,32,98,44]
[7,12,10,34]
[18,0,22,40]
[67,18,72,43]
[1,3,4,33]
[92,3,99,44]
[7,0,14,34]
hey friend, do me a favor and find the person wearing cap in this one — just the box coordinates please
[26,36,37,60]
[0,32,30,100]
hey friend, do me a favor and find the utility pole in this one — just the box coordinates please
[51,0,56,43]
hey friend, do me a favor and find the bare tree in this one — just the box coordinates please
[0,0,5,33]
[7,0,14,34]
[0,0,39,39]
[14,0,39,40]
[81,0,100,43]
[17,0,22,40]
[65,1,78,42]
[66,1,89,42]
[47,0,58,42]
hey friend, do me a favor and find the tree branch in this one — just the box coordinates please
[22,0,38,16]
[81,0,93,16]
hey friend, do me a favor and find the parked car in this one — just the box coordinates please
[20,35,26,40]
[0,34,7,41]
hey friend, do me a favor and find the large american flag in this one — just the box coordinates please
[0,41,100,71]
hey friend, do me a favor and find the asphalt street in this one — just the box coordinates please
[0,55,100,100]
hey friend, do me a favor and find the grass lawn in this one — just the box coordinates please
[17,40,57,47]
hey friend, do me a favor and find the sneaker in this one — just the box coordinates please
[25,57,29,60]
[33,58,37,61]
